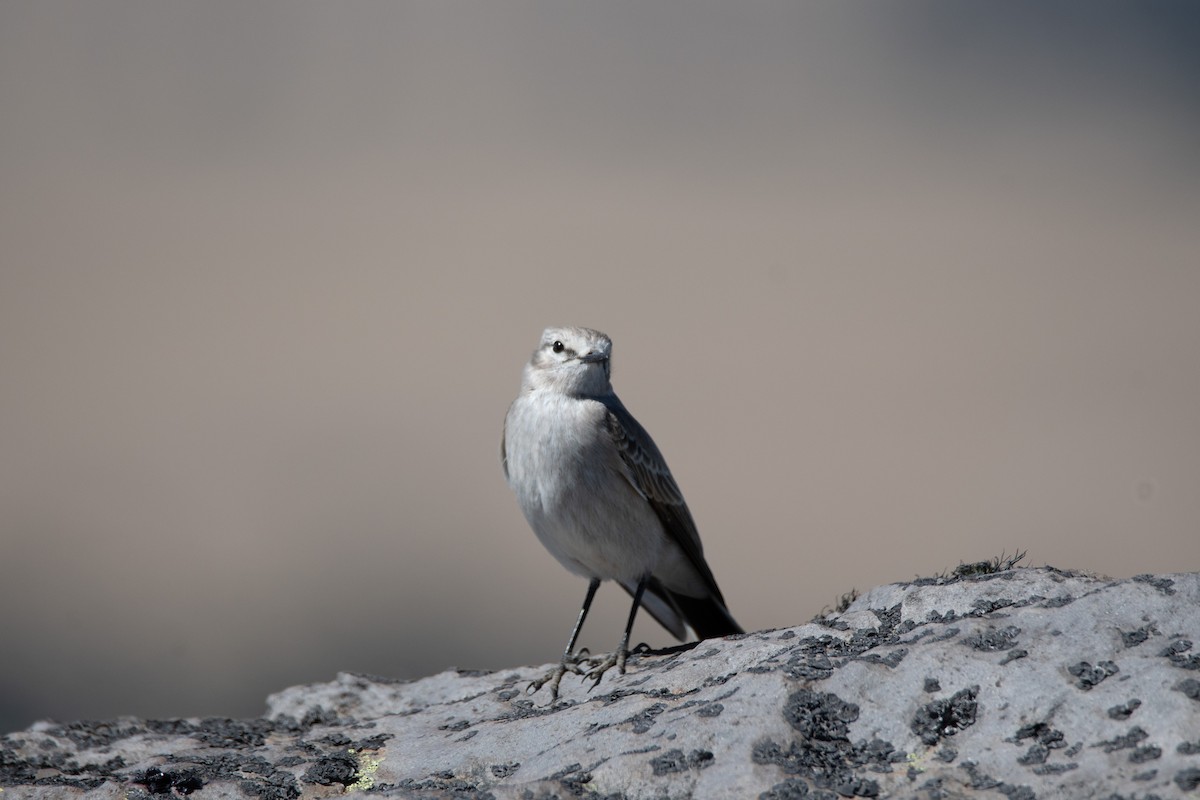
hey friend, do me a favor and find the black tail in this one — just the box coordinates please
[622,576,744,642]
[670,590,743,639]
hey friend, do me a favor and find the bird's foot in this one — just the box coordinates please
[527,649,590,702]
[582,647,630,692]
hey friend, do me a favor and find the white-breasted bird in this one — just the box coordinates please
[502,326,742,699]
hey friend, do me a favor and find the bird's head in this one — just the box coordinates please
[524,326,613,397]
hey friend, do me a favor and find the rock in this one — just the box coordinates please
[2,567,1199,798]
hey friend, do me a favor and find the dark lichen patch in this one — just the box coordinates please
[266,706,344,733]
[164,752,301,800]
[915,775,948,796]
[352,732,391,750]
[972,598,1016,614]
[1162,638,1194,656]
[1120,626,1155,648]
[673,688,737,719]
[911,687,979,746]
[800,604,910,668]
[959,760,1036,800]
[923,678,941,693]
[547,761,585,781]
[751,741,882,799]
[1011,722,1070,773]
[754,689,902,798]
[999,649,1029,665]
[284,739,324,757]
[586,685,691,708]
[1067,660,1118,690]
[1031,763,1077,775]
[392,773,496,799]
[1179,768,1200,791]
[1132,574,1175,595]
[1017,744,1049,765]
[301,753,359,787]
[625,702,666,734]
[138,717,303,750]
[785,652,834,681]
[1179,740,1200,755]
[784,690,859,740]
[872,604,902,629]
[964,626,1021,652]
[703,672,736,686]
[489,761,519,778]
[44,720,145,749]
[759,777,811,799]
[544,759,613,798]
[856,648,908,669]
[0,740,131,790]
[0,747,37,785]
[1162,639,1200,670]
[1013,722,1067,751]
[648,748,713,775]
[1040,595,1074,608]
[196,718,278,748]
[316,732,352,747]
[141,719,199,737]
[931,625,962,641]
[131,767,173,794]
[1176,679,1200,703]
[1107,700,1142,720]
[244,778,302,800]
[822,629,904,662]
[1095,727,1149,753]
[130,767,204,795]
[1129,745,1162,764]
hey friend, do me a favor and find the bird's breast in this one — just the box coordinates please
[504,391,664,580]
[505,393,610,507]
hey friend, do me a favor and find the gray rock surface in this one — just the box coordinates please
[3,567,1199,798]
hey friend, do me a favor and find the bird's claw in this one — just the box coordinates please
[582,648,629,692]
[526,650,590,701]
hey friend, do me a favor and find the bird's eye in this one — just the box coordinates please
[552,341,565,353]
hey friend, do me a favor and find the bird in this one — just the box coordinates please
[501,325,742,700]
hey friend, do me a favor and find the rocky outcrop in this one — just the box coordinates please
[3,567,1199,798]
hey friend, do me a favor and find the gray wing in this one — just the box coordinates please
[500,402,512,481]
[500,424,507,481]
[601,397,728,606]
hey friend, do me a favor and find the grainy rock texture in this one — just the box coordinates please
[3,568,1199,799]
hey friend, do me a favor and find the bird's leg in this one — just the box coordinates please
[585,574,648,691]
[528,578,600,701]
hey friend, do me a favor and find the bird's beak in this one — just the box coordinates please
[578,352,608,364]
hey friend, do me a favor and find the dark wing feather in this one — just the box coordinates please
[500,427,507,480]
[500,404,511,481]
[603,398,737,620]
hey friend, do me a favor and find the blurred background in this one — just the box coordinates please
[2,1,1198,735]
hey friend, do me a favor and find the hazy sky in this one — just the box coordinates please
[2,2,1199,734]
